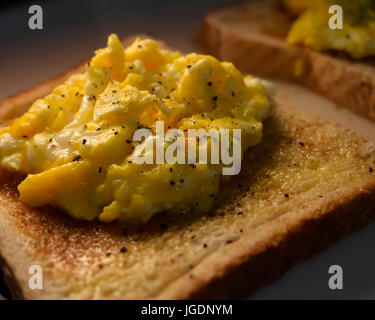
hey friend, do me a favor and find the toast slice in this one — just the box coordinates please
[0,36,375,300]
[202,0,375,121]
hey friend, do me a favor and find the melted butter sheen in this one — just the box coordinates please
[284,0,375,59]
[0,34,270,223]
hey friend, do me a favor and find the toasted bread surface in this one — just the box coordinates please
[202,0,375,121]
[0,36,375,300]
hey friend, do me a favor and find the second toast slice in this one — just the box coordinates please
[203,0,375,121]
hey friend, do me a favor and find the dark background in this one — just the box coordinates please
[0,0,245,100]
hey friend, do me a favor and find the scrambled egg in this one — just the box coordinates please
[0,34,271,223]
[284,0,375,59]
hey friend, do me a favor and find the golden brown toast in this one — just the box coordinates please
[202,0,375,121]
[0,36,375,300]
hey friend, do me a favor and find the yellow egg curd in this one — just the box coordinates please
[284,0,375,59]
[0,34,271,223]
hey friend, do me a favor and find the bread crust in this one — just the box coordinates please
[157,182,375,299]
[0,36,374,300]
[202,0,375,121]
